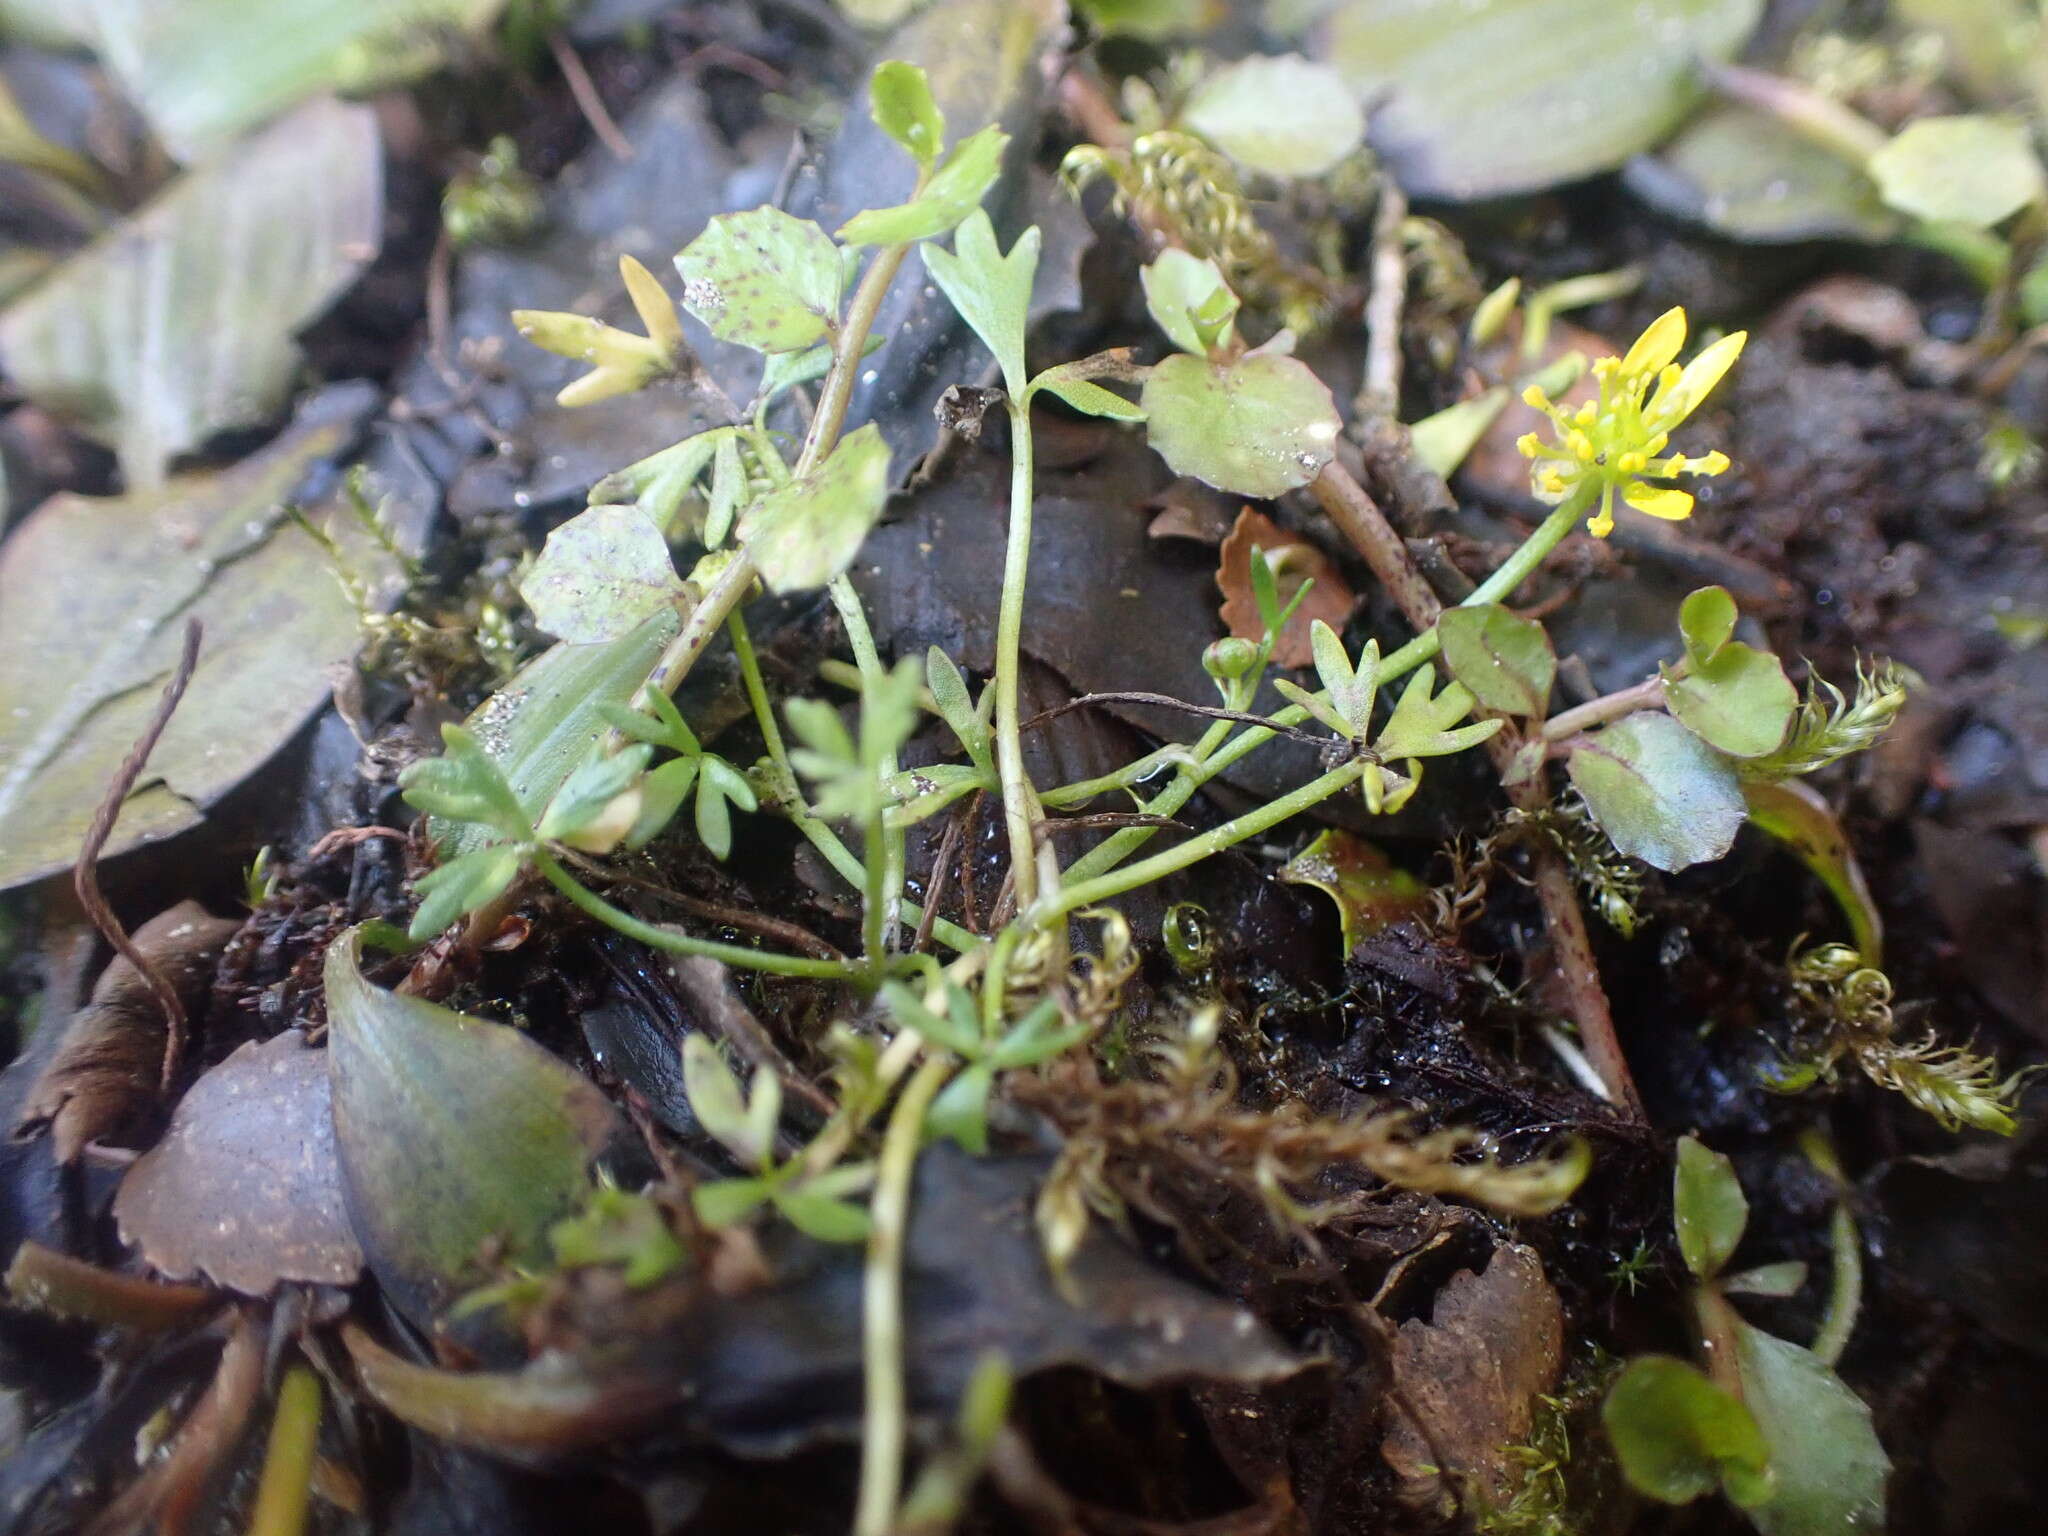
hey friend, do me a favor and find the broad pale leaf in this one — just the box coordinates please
[1140,353,1340,497]
[738,424,891,593]
[0,386,381,891]
[1870,115,2045,229]
[1566,712,1746,872]
[1628,106,1896,244]
[0,97,382,486]
[1732,1318,1890,1536]
[1327,0,1762,199]
[1182,53,1365,178]
[1437,604,1555,717]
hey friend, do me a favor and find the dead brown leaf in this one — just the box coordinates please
[1215,508,1355,670]
[113,1031,364,1295]
[1380,1242,1564,1508]
[14,902,240,1162]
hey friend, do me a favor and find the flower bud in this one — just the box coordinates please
[1203,637,1260,682]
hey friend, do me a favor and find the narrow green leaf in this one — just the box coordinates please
[869,59,946,168]
[882,980,982,1055]
[409,843,526,941]
[837,125,1009,247]
[773,1188,873,1243]
[693,1177,773,1228]
[682,1036,765,1165]
[1741,778,1883,962]
[623,756,699,852]
[1674,1135,1748,1281]
[536,744,651,843]
[926,1064,996,1154]
[401,724,531,842]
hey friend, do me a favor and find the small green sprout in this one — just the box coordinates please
[1517,307,1745,538]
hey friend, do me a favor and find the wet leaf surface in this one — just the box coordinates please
[0,97,382,485]
[1628,106,1898,243]
[325,931,622,1333]
[1326,0,1763,199]
[1567,713,1747,872]
[112,1029,361,1294]
[0,384,381,890]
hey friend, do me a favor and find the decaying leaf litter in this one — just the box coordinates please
[2,1,2046,1533]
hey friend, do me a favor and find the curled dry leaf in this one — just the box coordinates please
[113,1031,363,1295]
[1381,1242,1566,1507]
[14,902,240,1163]
[1216,507,1355,669]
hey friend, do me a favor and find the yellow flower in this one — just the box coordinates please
[1516,307,1744,538]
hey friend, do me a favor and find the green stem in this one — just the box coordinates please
[1811,1201,1863,1368]
[831,575,907,960]
[246,1364,322,1536]
[993,401,1051,910]
[856,1053,955,1536]
[535,847,863,979]
[1056,488,1594,888]
[1036,760,1366,924]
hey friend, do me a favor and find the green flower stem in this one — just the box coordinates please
[1032,759,1366,924]
[535,847,865,979]
[830,575,908,962]
[246,1364,322,1536]
[1055,486,1596,887]
[993,400,1055,911]
[634,546,762,725]
[856,1052,955,1536]
[1811,1200,1863,1367]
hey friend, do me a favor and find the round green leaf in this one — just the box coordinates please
[1666,642,1798,758]
[1327,0,1762,200]
[1869,115,2045,229]
[1437,604,1555,717]
[1566,712,1746,872]
[519,505,685,644]
[1731,1318,1890,1536]
[1182,53,1365,178]
[1678,586,1738,667]
[739,423,892,593]
[1140,352,1340,497]
[1141,249,1238,357]
[1603,1355,1774,1507]
[1674,1135,1748,1281]
[1628,106,1897,244]
[870,59,945,167]
[675,207,842,353]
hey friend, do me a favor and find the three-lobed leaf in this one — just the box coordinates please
[924,209,1039,392]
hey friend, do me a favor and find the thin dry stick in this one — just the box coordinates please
[548,33,634,161]
[1311,465,1646,1118]
[1360,176,1409,418]
[913,800,969,953]
[75,618,203,1093]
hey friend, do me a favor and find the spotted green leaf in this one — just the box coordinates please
[675,208,842,354]
[518,505,685,644]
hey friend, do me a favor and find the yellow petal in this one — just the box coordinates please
[1623,482,1695,521]
[1621,307,1687,378]
[620,254,683,356]
[1656,330,1747,427]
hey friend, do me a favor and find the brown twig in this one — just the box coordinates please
[548,33,634,162]
[556,849,844,960]
[75,619,202,1093]
[1019,689,1327,746]
[913,800,969,953]
[1034,813,1189,840]
[1360,176,1409,418]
